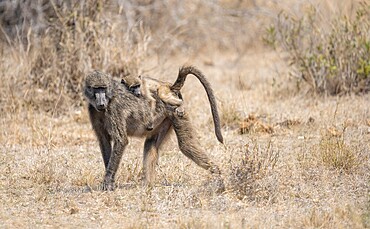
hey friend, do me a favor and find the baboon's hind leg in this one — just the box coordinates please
[143,119,172,185]
[170,113,221,174]
[170,113,225,193]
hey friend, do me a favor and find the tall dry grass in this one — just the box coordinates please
[1,0,150,113]
[0,0,270,114]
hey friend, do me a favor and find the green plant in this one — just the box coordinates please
[265,2,370,95]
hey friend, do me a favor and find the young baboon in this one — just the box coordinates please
[121,74,185,130]
[84,66,223,191]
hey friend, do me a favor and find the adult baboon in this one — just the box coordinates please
[84,66,223,190]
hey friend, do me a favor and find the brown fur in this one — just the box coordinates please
[84,67,223,190]
[171,66,223,143]
[121,74,184,130]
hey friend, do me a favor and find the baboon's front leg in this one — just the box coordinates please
[88,107,112,169]
[103,136,128,191]
[96,129,112,169]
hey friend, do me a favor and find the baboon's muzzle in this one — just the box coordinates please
[95,92,108,111]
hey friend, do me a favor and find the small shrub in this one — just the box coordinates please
[239,114,274,135]
[229,140,279,201]
[303,208,332,228]
[29,157,56,185]
[265,2,370,95]
[314,127,364,172]
[319,137,357,171]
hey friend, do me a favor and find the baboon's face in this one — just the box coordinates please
[85,71,113,112]
[129,85,141,96]
[85,86,111,111]
[121,78,141,97]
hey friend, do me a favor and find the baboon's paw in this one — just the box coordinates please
[101,180,115,191]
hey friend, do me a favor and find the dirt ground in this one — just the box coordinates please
[0,49,369,228]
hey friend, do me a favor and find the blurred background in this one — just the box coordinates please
[0,0,367,114]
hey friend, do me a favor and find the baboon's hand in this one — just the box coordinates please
[175,106,185,117]
[164,104,184,117]
[164,104,176,113]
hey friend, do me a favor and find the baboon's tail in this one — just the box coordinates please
[171,66,224,144]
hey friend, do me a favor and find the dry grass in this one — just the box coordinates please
[1,0,370,228]
[316,131,365,172]
[266,1,370,95]
[239,114,274,135]
[228,140,279,202]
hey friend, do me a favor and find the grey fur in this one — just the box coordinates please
[84,67,223,191]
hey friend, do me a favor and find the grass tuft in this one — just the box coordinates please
[314,126,365,173]
[220,103,244,129]
[30,156,57,185]
[229,140,279,202]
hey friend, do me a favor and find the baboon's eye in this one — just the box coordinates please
[131,85,140,90]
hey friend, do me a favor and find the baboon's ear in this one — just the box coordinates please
[105,81,114,98]
[106,86,114,99]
